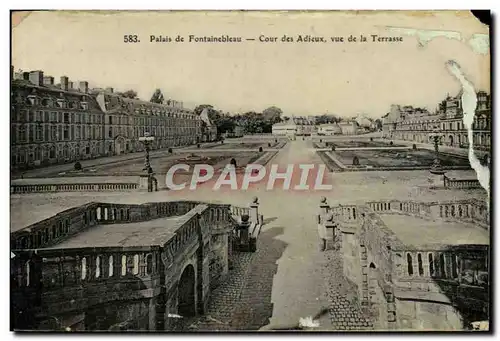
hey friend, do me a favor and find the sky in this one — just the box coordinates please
[12,11,489,118]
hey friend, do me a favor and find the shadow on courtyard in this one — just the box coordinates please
[229,226,288,330]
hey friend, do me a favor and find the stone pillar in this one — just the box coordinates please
[249,197,259,223]
[236,215,251,251]
[139,175,150,191]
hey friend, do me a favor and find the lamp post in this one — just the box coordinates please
[139,132,157,192]
[429,128,445,175]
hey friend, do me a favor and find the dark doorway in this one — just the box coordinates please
[178,264,196,317]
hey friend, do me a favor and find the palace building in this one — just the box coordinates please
[382,91,491,150]
[10,67,203,170]
[94,89,201,156]
[11,70,106,169]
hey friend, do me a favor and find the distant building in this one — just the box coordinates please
[11,67,201,170]
[11,70,105,168]
[272,121,297,136]
[317,123,342,136]
[94,89,200,155]
[338,120,359,135]
[382,92,491,150]
[272,116,316,136]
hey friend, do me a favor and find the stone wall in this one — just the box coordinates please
[396,300,463,330]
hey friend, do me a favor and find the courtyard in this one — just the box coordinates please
[44,151,266,177]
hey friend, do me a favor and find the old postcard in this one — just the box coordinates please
[10,10,491,332]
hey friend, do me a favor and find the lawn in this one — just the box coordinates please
[333,149,470,168]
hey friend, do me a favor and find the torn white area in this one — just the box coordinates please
[446,60,490,200]
[298,316,320,328]
[384,26,462,46]
[468,34,490,55]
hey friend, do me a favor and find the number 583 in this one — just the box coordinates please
[124,35,139,43]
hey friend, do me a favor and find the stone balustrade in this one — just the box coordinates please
[230,206,250,218]
[11,246,163,292]
[11,183,138,194]
[444,175,482,189]
[11,200,249,251]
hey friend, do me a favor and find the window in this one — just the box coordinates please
[452,255,458,278]
[18,126,26,142]
[36,125,43,141]
[407,253,413,276]
[109,116,113,125]
[63,126,69,140]
[108,127,113,138]
[49,146,56,159]
[439,253,446,278]
[63,113,69,123]
[418,253,424,276]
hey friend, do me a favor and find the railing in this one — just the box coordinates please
[329,205,360,223]
[11,182,138,194]
[230,206,250,218]
[365,199,489,228]
[444,175,482,189]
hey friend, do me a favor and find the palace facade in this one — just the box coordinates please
[382,91,491,150]
[11,68,204,170]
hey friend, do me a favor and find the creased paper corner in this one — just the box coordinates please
[446,60,490,201]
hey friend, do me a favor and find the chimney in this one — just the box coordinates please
[22,72,30,81]
[79,81,89,94]
[43,76,54,86]
[29,70,44,86]
[60,76,69,91]
[68,81,74,90]
[105,87,114,93]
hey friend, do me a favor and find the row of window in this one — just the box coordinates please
[22,96,89,111]
[13,124,103,143]
[406,252,457,278]
[14,109,200,127]
[12,124,200,144]
[397,118,490,131]
[15,110,99,124]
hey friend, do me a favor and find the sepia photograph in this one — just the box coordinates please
[9,10,491,332]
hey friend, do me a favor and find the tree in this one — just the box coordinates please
[263,106,283,124]
[121,90,138,99]
[374,119,383,130]
[150,89,164,104]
